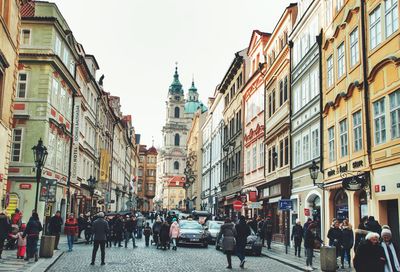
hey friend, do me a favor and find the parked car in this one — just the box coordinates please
[204,221,223,245]
[177,220,208,247]
[216,227,262,256]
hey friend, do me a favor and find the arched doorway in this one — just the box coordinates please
[307,194,321,238]
[334,189,348,222]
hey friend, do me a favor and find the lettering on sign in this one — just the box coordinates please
[71,97,80,183]
[352,160,363,169]
[339,164,348,173]
[327,169,336,177]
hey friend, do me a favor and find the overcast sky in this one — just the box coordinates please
[52,0,294,147]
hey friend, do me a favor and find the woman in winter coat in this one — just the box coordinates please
[159,221,170,250]
[152,217,162,248]
[0,212,11,259]
[380,229,400,272]
[23,212,42,262]
[304,223,320,271]
[340,220,354,269]
[169,218,180,250]
[218,218,237,269]
[354,232,386,272]
[291,219,303,257]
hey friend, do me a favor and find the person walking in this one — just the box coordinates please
[48,211,63,250]
[218,218,237,269]
[354,232,386,272]
[160,221,170,250]
[291,219,303,257]
[235,216,250,268]
[150,212,155,224]
[152,217,162,248]
[262,216,273,249]
[77,214,86,239]
[84,217,93,244]
[136,214,144,239]
[144,222,152,247]
[23,212,42,262]
[340,220,354,269]
[169,218,180,250]
[124,216,137,248]
[380,229,400,272]
[11,223,26,259]
[64,213,78,252]
[113,214,123,247]
[90,212,109,266]
[304,223,320,271]
[0,212,11,259]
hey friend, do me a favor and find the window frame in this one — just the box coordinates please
[328,126,335,162]
[389,90,400,139]
[339,119,348,157]
[369,5,382,50]
[337,42,345,79]
[373,98,386,145]
[385,0,399,38]
[353,111,363,152]
[20,28,31,46]
[349,27,360,67]
[17,72,28,98]
[11,128,23,162]
[327,55,334,88]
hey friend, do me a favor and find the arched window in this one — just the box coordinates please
[174,107,180,118]
[174,134,180,146]
[334,189,348,222]
[174,161,179,170]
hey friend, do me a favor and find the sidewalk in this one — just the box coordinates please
[0,238,65,272]
[262,242,355,272]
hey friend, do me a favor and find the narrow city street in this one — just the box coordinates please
[48,238,299,272]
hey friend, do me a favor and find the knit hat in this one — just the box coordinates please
[97,212,105,218]
[382,228,392,237]
[172,218,177,222]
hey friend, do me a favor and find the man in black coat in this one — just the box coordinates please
[235,216,251,268]
[291,219,303,257]
[0,212,11,259]
[124,216,137,248]
[354,232,386,272]
[113,214,123,247]
[77,214,86,239]
[91,212,109,266]
[48,211,63,250]
[262,217,273,249]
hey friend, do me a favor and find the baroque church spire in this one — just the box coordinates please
[169,64,183,95]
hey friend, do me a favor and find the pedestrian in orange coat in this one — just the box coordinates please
[64,213,78,252]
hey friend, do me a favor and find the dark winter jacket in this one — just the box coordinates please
[354,240,386,272]
[366,219,382,234]
[304,229,316,249]
[78,216,86,229]
[143,226,152,237]
[328,227,343,247]
[355,223,368,251]
[152,221,162,234]
[235,220,251,247]
[24,217,42,237]
[219,222,237,252]
[291,224,303,241]
[160,223,170,243]
[0,213,11,239]
[92,217,109,241]
[340,227,354,249]
[48,215,63,234]
[124,220,136,232]
[113,218,124,234]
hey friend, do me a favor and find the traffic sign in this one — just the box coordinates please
[233,200,243,211]
[278,199,293,210]
[247,202,262,209]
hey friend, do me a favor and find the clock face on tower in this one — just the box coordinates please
[175,96,180,101]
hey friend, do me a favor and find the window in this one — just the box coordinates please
[174,107,180,118]
[17,73,27,98]
[272,146,276,171]
[311,128,320,159]
[269,90,275,116]
[55,35,61,56]
[279,140,284,168]
[21,29,30,45]
[63,49,69,66]
[11,129,22,162]
[279,80,284,106]
[246,150,251,173]
[268,149,272,173]
[337,42,345,78]
[259,143,264,167]
[390,90,400,139]
[370,6,382,49]
[284,76,288,102]
[385,0,399,38]
[328,127,335,162]
[174,133,180,146]
[337,0,344,11]
[284,137,289,165]
[48,132,56,167]
[327,55,334,87]
[374,98,386,144]
[294,138,301,166]
[303,134,310,162]
[51,78,59,107]
[174,161,179,170]
[340,119,348,157]
[350,27,359,67]
[252,145,257,170]
[353,111,363,152]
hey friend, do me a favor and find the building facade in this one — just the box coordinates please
[137,144,157,211]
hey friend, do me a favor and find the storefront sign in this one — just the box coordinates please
[19,183,31,190]
[352,160,363,169]
[39,178,57,203]
[327,169,336,177]
[71,97,80,183]
[339,164,348,173]
[249,191,257,202]
[278,199,293,210]
[342,175,367,191]
[304,208,310,216]
[100,149,111,182]
[247,202,262,209]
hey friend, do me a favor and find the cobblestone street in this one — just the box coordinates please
[48,238,299,272]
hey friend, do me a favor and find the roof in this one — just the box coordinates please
[21,1,35,17]
[184,101,207,114]
[167,176,186,187]
[169,66,183,95]
[147,146,158,155]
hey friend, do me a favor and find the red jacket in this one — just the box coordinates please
[64,218,78,236]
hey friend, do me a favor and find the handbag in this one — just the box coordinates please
[313,239,321,249]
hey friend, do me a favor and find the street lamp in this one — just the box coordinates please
[309,160,325,241]
[88,176,97,214]
[115,186,121,212]
[32,138,48,212]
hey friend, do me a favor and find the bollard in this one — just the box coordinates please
[320,246,337,272]
[39,235,55,258]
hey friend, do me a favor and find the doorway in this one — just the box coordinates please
[387,200,400,246]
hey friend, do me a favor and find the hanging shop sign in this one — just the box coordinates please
[278,199,293,210]
[71,97,80,183]
[39,178,57,203]
[342,175,366,191]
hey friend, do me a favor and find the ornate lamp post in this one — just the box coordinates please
[32,138,48,212]
[309,160,324,240]
[87,175,97,214]
[183,154,196,212]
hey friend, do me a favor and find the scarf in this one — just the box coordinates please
[382,242,400,272]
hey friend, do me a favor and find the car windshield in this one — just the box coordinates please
[209,222,222,230]
[180,222,202,230]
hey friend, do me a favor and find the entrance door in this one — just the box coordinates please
[387,200,400,246]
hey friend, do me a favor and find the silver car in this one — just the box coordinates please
[204,221,224,245]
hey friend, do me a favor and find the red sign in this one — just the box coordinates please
[249,191,257,202]
[374,185,380,192]
[304,208,310,216]
[233,200,243,211]
[20,184,32,190]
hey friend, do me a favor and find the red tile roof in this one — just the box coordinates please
[167,176,185,187]
[20,1,35,17]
